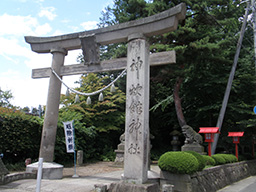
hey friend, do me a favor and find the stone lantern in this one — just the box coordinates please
[170,128,181,151]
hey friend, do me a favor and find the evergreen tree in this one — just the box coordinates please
[99,0,256,154]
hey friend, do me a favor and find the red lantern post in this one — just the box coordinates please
[199,127,220,156]
[228,132,244,160]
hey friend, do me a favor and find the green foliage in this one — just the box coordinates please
[60,73,126,133]
[57,72,126,163]
[99,145,116,162]
[5,162,25,172]
[211,154,237,165]
[0,107,42,164]
[0,88,13,108]
[220,154,238,163]
[211,154,226,165]
[202,155,216,166]
[99,0,256,154]
[158,151,199,174]
[185,151,206,171]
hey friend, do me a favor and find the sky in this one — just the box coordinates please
[0,0,114,109]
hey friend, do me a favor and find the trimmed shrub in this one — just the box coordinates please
[221,154,238,163]
[202,155,216,166]
[185,151,206,171]
[0,108,42,164]
[211,154,226,165]
[158,151,199,174]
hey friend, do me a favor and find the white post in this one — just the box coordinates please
[36,158,43,192]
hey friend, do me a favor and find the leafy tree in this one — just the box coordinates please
[0,88,13,108]
[57,72,126,162]
[99,0,256,155]
[22,106,30,113]
[31,107,38,115]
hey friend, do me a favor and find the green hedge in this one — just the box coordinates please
[158,151,199,174]
[218,154,237,163]
[211,154,237,165]
[158,151,240,175]
[185,151,206,171]
[0,107,119,164]
[0,108,42,164]
[202,155,216,165]
[211,154,226,165]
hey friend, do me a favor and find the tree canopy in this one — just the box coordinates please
[0,88,13,108]
[98,0,256,154]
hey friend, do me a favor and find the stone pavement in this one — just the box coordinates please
[0,165,161,192]
[1,164,256,192]
[0,170,123,192]
[217,176,256,192]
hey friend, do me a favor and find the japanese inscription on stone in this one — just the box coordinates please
[124,36,150,183]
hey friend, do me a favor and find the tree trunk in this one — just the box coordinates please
[174,77,186,127]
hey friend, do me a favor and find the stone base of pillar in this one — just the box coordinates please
[26,162,63,179]
[121,170,160,185]
[111,149,124,168]
[108,182,159,192]
[181,143,205,155]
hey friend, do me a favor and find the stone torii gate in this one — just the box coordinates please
[25,3,186,183]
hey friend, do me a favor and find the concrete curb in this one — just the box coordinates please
[0,172,36,185]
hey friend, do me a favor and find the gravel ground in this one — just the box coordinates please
[62,161,123,177]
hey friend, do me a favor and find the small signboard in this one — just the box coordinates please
[63,121,75,153]
[254,106,256,114]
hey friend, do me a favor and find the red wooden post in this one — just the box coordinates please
[228,132,244,160]
[235,143,238,160]
[208,142,211,157]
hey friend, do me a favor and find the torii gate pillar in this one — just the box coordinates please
[124,33,150,183]
[40,48,67,162]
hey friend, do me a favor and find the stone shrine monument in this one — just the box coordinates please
[113,133,125,167]
[25,3,186,188]
[181,125,204,154]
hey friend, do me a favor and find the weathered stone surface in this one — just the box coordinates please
[124,35,150,184]
[77,150,83,165]
[0,172,36,185]
[94,184,107,192]
[32,51,176,79]
[112,149,124,167]
[161,184,174,192]
[181,143,205,154]
[26,162,63,179]
[39,48,67,162]
[0,158,9,176]
[181,125,203,145]
[108,182,159,192]
[160,160,256,192]
[25,3,186,53]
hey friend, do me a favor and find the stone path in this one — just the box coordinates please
[0,162,160,192]
[0,162,124,192]
[0,170,123,192]
[2,161,256,192]
[217,176,256,192]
